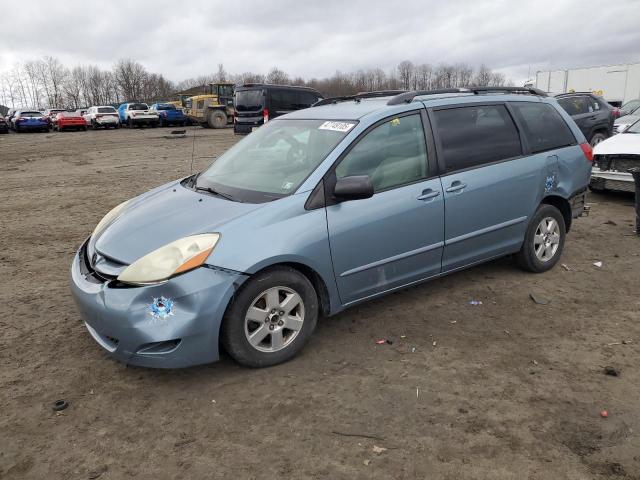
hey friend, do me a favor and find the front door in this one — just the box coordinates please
[326,112,444,305]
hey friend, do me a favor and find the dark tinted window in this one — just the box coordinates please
[156,104,175,110]
[129,103,148,110]
[336,114,427,192]
[557,96,591,115]
[433,105,522,172]
[98,107,116,113]
[511,102,576,154]
[299,92,321,108]
[235,89,264,111]
[271,90,298,111]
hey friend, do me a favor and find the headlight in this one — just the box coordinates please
[117,233,220,285]
[92,200,130,238]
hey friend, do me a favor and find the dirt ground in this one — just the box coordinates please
[1,126,639,480]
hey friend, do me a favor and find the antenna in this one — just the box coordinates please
[190,124,197,174]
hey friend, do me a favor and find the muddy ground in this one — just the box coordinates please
[1,126,639,480]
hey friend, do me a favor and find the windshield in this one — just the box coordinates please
[20,111,42,117]
[58,112,81,117]
[235,89,264,112]
[195,119,356,203]
[626,118,640,134]
[129,103,148,110]
[98,107,116,113]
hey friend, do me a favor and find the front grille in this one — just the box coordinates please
[594,154,640,172]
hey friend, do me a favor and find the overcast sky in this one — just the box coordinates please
[1,0,639,84]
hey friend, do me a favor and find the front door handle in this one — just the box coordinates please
[417,189,440,201]
[445,181,467,193]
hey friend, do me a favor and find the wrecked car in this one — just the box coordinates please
[70,87,592,368]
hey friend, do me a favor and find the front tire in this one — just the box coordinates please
[207,110,227,129]
[516,204,566,273]
[221,267,318,367]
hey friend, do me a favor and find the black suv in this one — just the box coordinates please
[555,93,615,146]
[234,84,323,134]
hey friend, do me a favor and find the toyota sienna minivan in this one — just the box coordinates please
[70,87,592,368]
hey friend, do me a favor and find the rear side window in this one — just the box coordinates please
[511,103,575,154]
[433,105,522,172]
[557,96,591,115]
[271,90,298,111]
[336,114,428,192]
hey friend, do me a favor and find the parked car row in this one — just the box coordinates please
[2,102,189,133]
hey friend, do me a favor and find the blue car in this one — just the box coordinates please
[12,110,50,132]
[149,103,187,127]
[70,87,592,368]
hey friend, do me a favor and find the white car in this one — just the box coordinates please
[614,114,640,134]
[119,103,159,128]
[591,118,640,192]
[84,106,120,129]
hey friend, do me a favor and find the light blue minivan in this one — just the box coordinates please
[70,87,593,368]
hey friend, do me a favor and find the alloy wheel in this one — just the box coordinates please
[534,217,560,262]
[244,286,305,352]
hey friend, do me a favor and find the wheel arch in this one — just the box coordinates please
[541,195,572,232]
[243,261,334,317]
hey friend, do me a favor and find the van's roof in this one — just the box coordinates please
[285,91,548,121]
[236,83,322,93]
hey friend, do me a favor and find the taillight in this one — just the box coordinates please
[580,142,594,162]
[612,108,620,119]
[263,108,269,123]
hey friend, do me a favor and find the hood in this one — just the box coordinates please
[614,114,639,127]
[93,181,264,264]
[594,132,640,156]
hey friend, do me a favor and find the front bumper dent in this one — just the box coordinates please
[70,243,247,368]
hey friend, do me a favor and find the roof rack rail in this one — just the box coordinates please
[386,86,547,105]
[313,90,406,107]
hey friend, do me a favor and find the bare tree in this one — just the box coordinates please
[266,67,290,85]
[397,60,414,90]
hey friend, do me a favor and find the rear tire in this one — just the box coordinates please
[221,267,318,368]
[207,110,227,129]
[590,132,607,147]
[128,118,133,128]
[516,204,566,273]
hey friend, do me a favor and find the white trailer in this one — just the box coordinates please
[530,62,640,105]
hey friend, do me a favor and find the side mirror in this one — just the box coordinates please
[334,175,374,201]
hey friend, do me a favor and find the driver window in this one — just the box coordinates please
[335,114,428,192]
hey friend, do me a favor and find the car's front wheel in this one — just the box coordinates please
[221,267,318,367]
[516,204,566,273]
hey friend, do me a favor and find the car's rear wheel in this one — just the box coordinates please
[590,132,607,147]
[516,204,566,273]
[221,267,318,367]
[128,118,133,128]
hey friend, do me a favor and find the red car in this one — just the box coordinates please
[54,112,88,132]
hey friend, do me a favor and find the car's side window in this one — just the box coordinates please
[335,114,428,192]
[433,104,522,172]
[510,102,576,154]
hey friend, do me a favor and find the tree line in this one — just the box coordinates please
[1,57,511,109]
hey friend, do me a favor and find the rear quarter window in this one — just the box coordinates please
[510,102,576,154]
[433,104,522,172]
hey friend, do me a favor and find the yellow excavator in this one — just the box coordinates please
[184,83,235,128]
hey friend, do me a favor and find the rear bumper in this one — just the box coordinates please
[569,188,588,217]
[70,240,248,368]
[15,123,48,129]
[128,117,159,125]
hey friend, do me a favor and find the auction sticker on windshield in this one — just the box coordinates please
[318,121,356,132]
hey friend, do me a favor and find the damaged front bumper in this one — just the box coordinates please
[590,167,635,193]
[69,240,247,368]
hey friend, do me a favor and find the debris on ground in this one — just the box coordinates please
[363,459,371,466]
[51,399,69,411]
[529,293,550,305]
[593,261,603,268]
[603,220,617,226]
[607,340,632,346]
[561,264,571,271]
[375,339,393,345]
[87,466,108,479]
[468,300,483,306]
[600,410,609,418]
[372,445,388,455]
[604,366,621,377]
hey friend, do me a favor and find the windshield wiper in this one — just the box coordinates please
[195,185,236,201]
